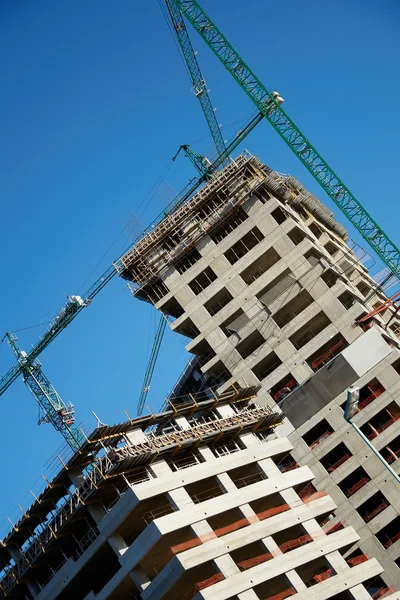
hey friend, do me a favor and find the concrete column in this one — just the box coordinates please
[280,488,301,508]
[148,459,172,478]
[198,446,215,461]
[87,503,106,524]
[126,429,147,444]
[257,457,279,477]
[302,518,325,541]
[348,583,374,599]
[325,550,350,573]
[8,545,41,598]
[239,503,257,520]
[108,533,129,557]
[239,432,259,448]
[216,472,237,493]
[213,554,240,578]
[130,566,151,591]
[285,569,307,592]
[190,519,215,541]
[261,535,281,557]
[216,404,236,418]
[175,415,191,430]
[67,468,85,487]
[168,487,193,510]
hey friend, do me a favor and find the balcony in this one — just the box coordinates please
[376,516,400,548]
[357,378,385,411]
[227,463,267,489]
[204,287,233,316]
[289,311,331,350]
[337,466,370,499]
[254,575,296,600]
[185,476,225,504]
[357,491,390,524]
[307,334,347,372]
[320,442,352,473]
[381,434,400,464]
[364,576,396,600]
[252,351,282,381]
[360,401,400,440]
[297,558,335,588]
[303,418,334,450]
[270,376,299,403]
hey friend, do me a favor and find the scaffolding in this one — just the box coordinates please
[0,385,282,598]
[114,155,275,291]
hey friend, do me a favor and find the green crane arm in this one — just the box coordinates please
[0,111,263,400]
[171,0,400,281]
[172,144,212,176]
[165,0,228,164]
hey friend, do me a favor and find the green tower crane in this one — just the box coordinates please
[171,0,400,280]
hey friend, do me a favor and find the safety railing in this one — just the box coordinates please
[347,553,368,567]
[343,477,370,497]
[266,587,296,600]
[0,403,281,597]
[371,585,396,599]
[305,568,335,586]
[310,339,346,372]
[363,501,389,523]
[327,452,352,472]
[183,572,225,600]
[309,431,332,449]
[279,534,312,554]
[237,551,273,571]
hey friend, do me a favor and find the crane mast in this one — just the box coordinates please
[4,333,85,450]
[171,0,400,282]
[165,0,228,165]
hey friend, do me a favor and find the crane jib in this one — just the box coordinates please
[172,0,400,280]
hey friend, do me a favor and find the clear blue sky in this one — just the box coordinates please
[0,0,399,534]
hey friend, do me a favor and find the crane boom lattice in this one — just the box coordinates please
[171,0,400,281]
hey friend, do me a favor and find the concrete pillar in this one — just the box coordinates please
[216,404,236,418]
[261,535,281,556]
[280,488,301,508]
[190,519,216,542]
[213,554,240,578]
[87,503,106,524]
[8,546,41,598]
[239,432,259,448]
[302,518,324,541]
[216,472,237,493]
[257,457,280,477]
[130,566,151,591]
[348,583,374,599]
[175,415,191,430]
[239,503,258,521]
[198,446,215,461]
[125,429,148,444]
[108,533,129,557]
[148,459,172,478]
[168,487,193,510]
[325,550,350,573]
[285,569,307,592]
[67,468,85,487]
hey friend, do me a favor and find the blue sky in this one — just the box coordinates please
[0,0,399,533]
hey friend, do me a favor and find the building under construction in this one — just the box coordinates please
[0,385,395,600]
[1,153,400,600]
[116,152,400,592]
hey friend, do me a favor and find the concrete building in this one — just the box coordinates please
[117,152,400,591]
[0,386,395,600]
